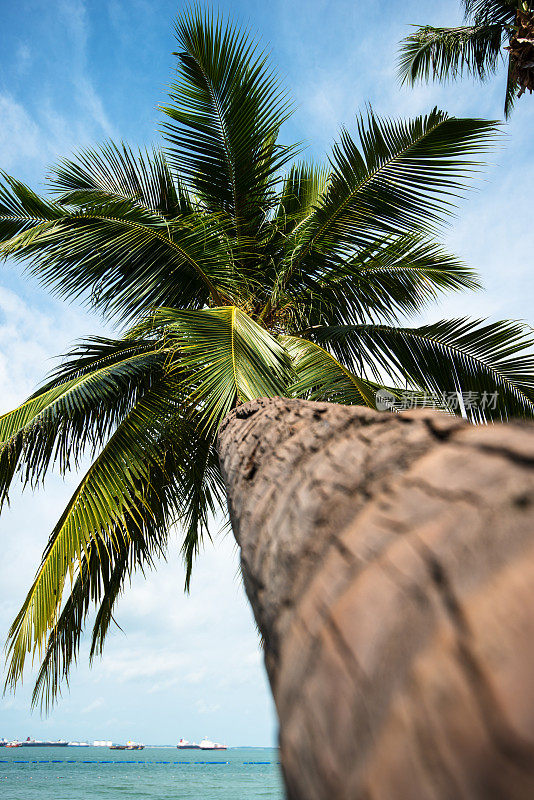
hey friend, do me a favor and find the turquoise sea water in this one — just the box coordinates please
[0,746,284,799]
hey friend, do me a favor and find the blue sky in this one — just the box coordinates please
[0,0,532,746]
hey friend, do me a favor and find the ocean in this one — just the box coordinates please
[0,746,284,799]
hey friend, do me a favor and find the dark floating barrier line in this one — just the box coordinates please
[2,758,273,767]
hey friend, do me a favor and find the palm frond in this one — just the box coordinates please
[0,172,63,243]
[504,51,521,117]
[398,24,505,85]
[280,109,497,292]
[313,319,534,421]
[50,142,192,218]
[161,6,296,235]
[273,162,329,235]
[254,162,330,312]
[172,421,226,590]
[464,0,517,27]
[4,387,180,692]
[285,335,376,406]
[0,339,166,505]
[1,196,235,317]
[31,527,152,711]
[146,306,294,426]
[27,406,225,710]
[291,234,481,328]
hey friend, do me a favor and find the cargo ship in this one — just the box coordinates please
[21,737,68,747]
[109,741,144,750]
[177,738,200,749]
[199,738,227,751]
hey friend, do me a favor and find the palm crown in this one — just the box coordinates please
[399,0,534,117]
[1,7,534,709]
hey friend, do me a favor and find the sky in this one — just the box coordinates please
[0,0,532,747]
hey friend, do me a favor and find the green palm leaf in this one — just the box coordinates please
[397,0,521,117]
[313,319,534,421]
[0,339,166,504]
[0,193,234,317]
[155,306,294,425]
[161,7,296,235]
[0,172,64,242]
[286,335,376,406]
[50,142,191,218]
[280,109,497,291]
[273,162,329,235]
[29,410,223,710]
[398,24,504,85]
[290,234,480,327]
[32,528,154,711]
[4,388,178,691]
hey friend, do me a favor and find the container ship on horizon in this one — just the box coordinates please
[177,738,227,751]
[5,737,69,747]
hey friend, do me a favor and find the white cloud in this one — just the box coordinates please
[0,95,42,170]
[0,3,117,181]
[0,286,101,412]
[82,698,104,714]
[57,0,117,140]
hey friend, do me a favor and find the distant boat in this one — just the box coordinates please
[199,737,227,751]
[177,738,200,750]
[6,742,22,748]
[109,741,144,750]
[20,737,68,747]
[0,739,7,747]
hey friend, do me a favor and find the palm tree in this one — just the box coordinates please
[1,7,534,713]
[398,1,534,117]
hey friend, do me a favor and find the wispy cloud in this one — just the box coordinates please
[57,0,117,139]
[14,43,32,77]
[0,95,42,171]
[0,286,101,412]
[82,698,105,714]
[0,2,117,181]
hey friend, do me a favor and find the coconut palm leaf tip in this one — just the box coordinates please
[1,6,533,710]
[398,0,534,117]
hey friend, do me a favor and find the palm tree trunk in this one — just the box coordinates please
[217,396,534,800]
[509,8,534,97]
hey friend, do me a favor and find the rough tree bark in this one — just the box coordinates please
[217,396,534,800]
